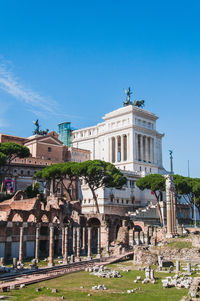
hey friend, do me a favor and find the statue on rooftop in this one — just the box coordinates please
[123,87,145,108]
[123,87,133,106]
[33,119,49,136]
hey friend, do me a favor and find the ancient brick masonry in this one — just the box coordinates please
[0,190,156,263]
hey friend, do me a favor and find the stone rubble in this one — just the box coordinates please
[85,265,122,278]
[161,275,193,289]
[92,284,107,290]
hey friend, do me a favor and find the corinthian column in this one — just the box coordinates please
[140,135,143,161]
[145,136,148,162]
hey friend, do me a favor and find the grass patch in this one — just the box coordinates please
[167,240,192,249]
[4,263,188,301]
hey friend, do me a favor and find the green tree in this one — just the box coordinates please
[174,174,200,217]
[36,162,79,201]
[0,142,30,191]
[0,152,7,167]
[0,142,30,164]
[78,160,127,213]
[25,182,40,198]
[136,174,165,225]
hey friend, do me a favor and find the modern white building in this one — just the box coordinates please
[71,104,165,174]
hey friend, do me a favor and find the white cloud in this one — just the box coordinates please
[0,61,57,116]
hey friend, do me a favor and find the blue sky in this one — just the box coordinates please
[0,0,200,177]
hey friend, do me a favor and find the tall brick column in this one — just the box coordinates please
[73,227,76,255]
[48,226,54,266]
[76,226,80,258]
[87,227,91,257]
[35,226,40,261]
[63,226,68,263]
[82,227,86,253]
[19,227,24,263]
[97,227,101,255]
[61,227,65,257]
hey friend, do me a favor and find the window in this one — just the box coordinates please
[29,160,32,163]
[20,170,23,175]
[110,194,114,202]
[126,200,129,204]
[48,147,51,152]
[21,160,24,163]
[117,199,119,203]
[122,199,124,204]
[13,170,17,174]
[27,170,30,176]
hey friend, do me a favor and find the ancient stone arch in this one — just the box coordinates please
[12,213,23,222]
[27,214,37,222]
[41,214,49,223]
[52,216,60,224]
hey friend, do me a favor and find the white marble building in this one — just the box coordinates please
[71,105,165,174]
[71,104,166,215]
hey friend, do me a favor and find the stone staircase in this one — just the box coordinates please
[128,203,160,223]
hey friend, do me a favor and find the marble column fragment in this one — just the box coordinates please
[176,260,180,272]
[35,226,40,261]
[187,262,191,273]
[48,226,54,266]
[13,257,17,268]
[19,227,24,263]
[87,227,92,257]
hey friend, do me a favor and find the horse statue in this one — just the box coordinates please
[133,99,145,108]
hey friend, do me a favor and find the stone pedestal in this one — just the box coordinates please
[35,226,40,261]
[0,257,5,266]
[19,227,24,263]
[13,257,17,269]
[48,226,54,267]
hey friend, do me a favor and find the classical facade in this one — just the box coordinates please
[71,104,165,174]
[68,104,165,216]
